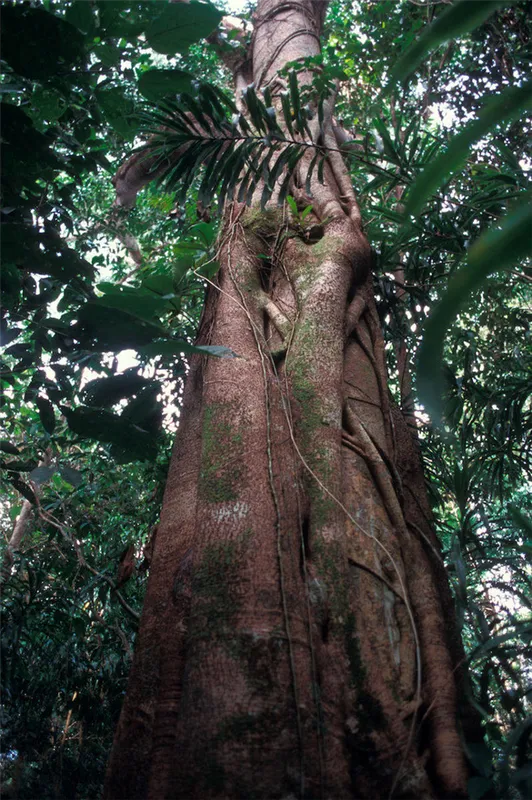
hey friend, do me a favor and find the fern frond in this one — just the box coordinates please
[136,74,327,209]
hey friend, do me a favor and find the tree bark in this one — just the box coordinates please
[1,450,51,584]
[105,1,480,797]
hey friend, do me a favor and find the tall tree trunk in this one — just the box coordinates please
[105,1,480,797]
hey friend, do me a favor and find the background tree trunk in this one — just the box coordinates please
[105,1,480,797]
[1,449,51,585]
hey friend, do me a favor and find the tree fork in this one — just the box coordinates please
[105,1,481,797]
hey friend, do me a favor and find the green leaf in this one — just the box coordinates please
[3,459,38,473]
[196,259,220,279]
[173,257,194,286]
[287,196,298,215]
[0,5,84,79]
[370,205,406,224]
[503,716,532,770]
[417,203,532,421]
[281,91,295,139]
[0,263,22,310]
[29,465,56,485]
[141,274,177,298]
[278,146,304,206]
[95,87,137,138]
[58,465,83,488]
[469,625,532,661]
[139,86,313,209]
[289,71,302,134]
[305,151,320,196]
[200,82,235,123]
[406,82,532,216]
[0,441,20,455]
[9,504,21,522]
[74,303,170,351]
[65,1,95,34]
[35,396,56,434]
[9,476,37,504]
[465,740,495,780]
[190,344,239,359]
[62,406,157,461]
[373,118,399,165]
[93,43,123,68]
[82,373,153,408]
[145,2,223,55]
[138,341,238,359]
[138,68,195,102]
[387,0,512,89]
[121,384,162,436]
[30,87,67,122]
[190,221,216,247]
[300,205,313,223]
[96,0,150,38]
[94,285,170,322]
[243,84,266,134]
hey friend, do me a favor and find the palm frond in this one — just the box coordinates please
[136,75,328,209]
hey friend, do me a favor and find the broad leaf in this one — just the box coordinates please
[82,373,154,408]
[3,459,38,473]
[138,341,238,359]
[35,396,56,434]
[64,1,95,34]
[30,87,66,123]
[58,465,83,487]
[4,220,91,284]
[0,441,20,455]
[74,304,170,351]
[95,0,152,38]
[138,69,195,102]
[145,2,223,55]
[62,406,158,461]
[9,475,37,504]
[93,44,123,68]
[1,5,84,79]
[121,385,162,436]
[141,274,176,296]
[95,87,137,138]
[29,465,56,485]
[95,285,171,321]
[190,221,216,247]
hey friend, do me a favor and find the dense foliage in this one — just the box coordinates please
[1,1,530,798]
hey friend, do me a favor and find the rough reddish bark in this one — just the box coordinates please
[105,1,480,797]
